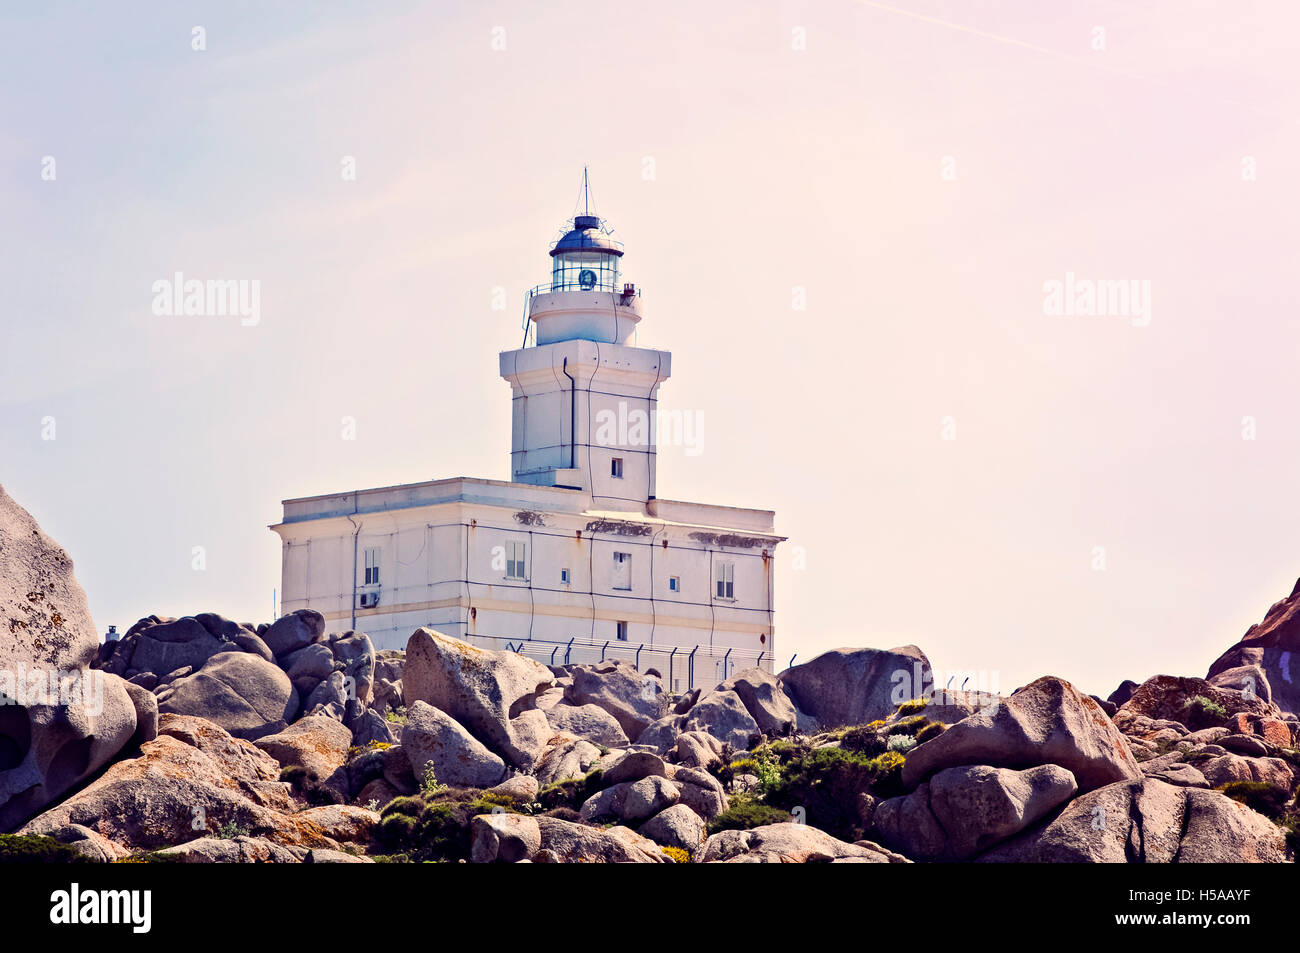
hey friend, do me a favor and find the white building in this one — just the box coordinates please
[270,188,783,690]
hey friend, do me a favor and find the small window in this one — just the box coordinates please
[363,547,381,586]
[560,568,570,585]
[616,620,629,641]
[613,551,631,590]
[668,576,680,592]
[505,540,527,580]
[715,560,735,599]
[611,457,624,478]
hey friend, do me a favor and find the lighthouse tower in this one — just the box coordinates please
[499,174,671,512]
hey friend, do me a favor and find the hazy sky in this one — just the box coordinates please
[2,1,1298,699]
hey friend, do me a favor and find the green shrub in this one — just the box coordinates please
[887,715,929,737]
[864,751,907,800]
[373,788,524,862]
[536,770,604,811]
[0,834,92,864]
[887,734,917,754]
[915,721,945,744]
[764,747,876,841]
[707,795,792,834]
[379,795,426,819]
[1218,780,1289,819]
[660,846,691,864]
[1183,695,1228,729]
[385,706,408,725]
[839,725,887,756]
[896,698,928,716]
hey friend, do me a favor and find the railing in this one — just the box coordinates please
[526,281,643,299]
[465,631,770,692]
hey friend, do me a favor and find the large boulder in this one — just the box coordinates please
[638,803,707,852]
[254,715,353,793]
[1116,674,1281,733]
[697,823,907,863]
[1207,577,1300,716]
[682,689,760,751]
[403,629,553,769]
[0,486,139,830]
[402,700,506,789]
[262,609,325,659]
[534,736,602,786]
[535,815,667,863]
[874,764,1078,860]
[563,660,665,741]
[778,645,932,728]
[157,651,298,741]
[902,676,1142,793]
[707,667,804,735]
[544,703,629,747]
[470,813,541,863]
[978,777,1292,863]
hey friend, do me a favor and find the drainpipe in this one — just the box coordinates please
[346,492,360,631]
[561,357,577,470]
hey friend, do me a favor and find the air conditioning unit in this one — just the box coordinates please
[358,591,380,609]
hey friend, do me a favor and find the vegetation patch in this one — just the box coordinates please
[0,834,91,864]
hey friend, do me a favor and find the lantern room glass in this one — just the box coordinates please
[551,249,620,293]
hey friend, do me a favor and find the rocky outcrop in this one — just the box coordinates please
[544,702,629,747]
[779,645,931,728]
[254,715,353,796]
[1207,577,1300,716]
[875,764,1078,860]
[402,700,506,789]
[682,689,761,750]
[403,628,554,769]
[156,651,298,741]
[0,485,139,831]
[535,815,667,863]
[902,676,1142,793]
[563,660,665,740]
[697,823,908,863]
[977,778,1292,863]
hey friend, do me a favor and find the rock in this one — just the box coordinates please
[635,714,685,751]
[355,778,400,809]
[534,736,602,786]
[403,628,554,769]
[672,730,725,769]
[348,709,396,748]
[303,671,349,721]
[708,667,802,735]
[875,764,1077,860]
[121,679,159,747]
[1145,762,1208,788]
[488,775,539,802]
[371,678,403,717]
[402,700,506,789]
[262,609,325,659]
[535,815,667,863]
[638,803,706,852]
[287,804,379,844]
[255,715,353,794]
[158,652,299,740]
[46,824,131,862]
[507,708,557,769]
[978,778,1291,863]
[16,714,352,853]
[902,676,1142,793]
[154,835,302,863]
[1220,733,1270,757]
[0,488,140,829]
[545,703,629,747]
[1197,753,1294,791]
[677,779,728,822]
[601,750,668,786]
[1108,680,1140,708]
[683,689,760,751]
[470,813,541,863]
[1116,674,1281,733]
[306,848,373,863]
[1207,577,1300,715]
[622,775,680,821]
[1090,695,1118,717]
[329,632,376,706]
[698,822,906,863]
[1208,664,1273,704]
[778,645,932,728]
[282,643,336,694]
[564,660,665,741]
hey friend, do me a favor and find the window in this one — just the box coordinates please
[611,457,624,478]
[363,547,381,586]
[668,575,680,592]
[715,560,735,599]
[613,551,631,590]
[616,620,629,641]
[505,540,527,580]
[560,567,570,585]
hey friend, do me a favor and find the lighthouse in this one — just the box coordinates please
[500,173,669,511]
[271,175,783,691]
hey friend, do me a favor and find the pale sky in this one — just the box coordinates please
[2,1,1298,699]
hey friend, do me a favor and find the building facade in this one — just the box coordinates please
[271,194,783,690]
